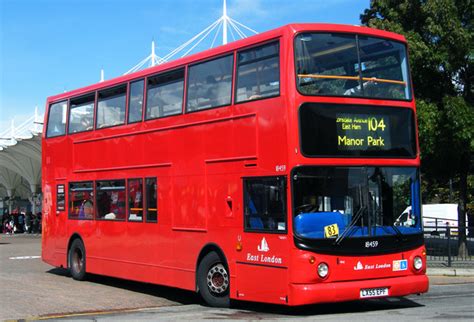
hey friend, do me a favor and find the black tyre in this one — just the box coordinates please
[68,238,86,281]
[197,251,230,307]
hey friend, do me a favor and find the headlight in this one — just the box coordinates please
[317,262,329,278]
[414,256,423,270]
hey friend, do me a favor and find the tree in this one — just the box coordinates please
[361,0,474,256]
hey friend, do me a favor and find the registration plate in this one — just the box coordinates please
[360,287,389,298]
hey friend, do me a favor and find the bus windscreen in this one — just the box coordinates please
[295,33,411,100]
[299,103,416,157]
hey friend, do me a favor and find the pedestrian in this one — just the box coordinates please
[25,211,32,233]
[2,214,10,234]
[5,215,14,234]
[13,213,19,234]
[31,213,37,234]
[37,212,42,234]
[32,212,42,234]
[17,212,25,234]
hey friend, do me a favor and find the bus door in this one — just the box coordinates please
[234,176,289,305]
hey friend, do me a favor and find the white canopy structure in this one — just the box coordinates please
[0,109,43,214]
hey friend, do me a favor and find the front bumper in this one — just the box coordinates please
[288,274,429,306]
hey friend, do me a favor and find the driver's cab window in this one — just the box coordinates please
[244,176,287,232]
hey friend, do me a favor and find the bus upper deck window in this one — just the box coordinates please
[146,69,184,120]
[186,55,233,112]
[236,42,280,103]
[97,85,127,129]
[69,94,95,134]
[46,101,67,138]
[128,80,144,123]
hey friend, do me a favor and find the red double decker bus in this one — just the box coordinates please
[42,23,428,307]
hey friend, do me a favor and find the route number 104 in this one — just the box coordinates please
[368,117,386,132]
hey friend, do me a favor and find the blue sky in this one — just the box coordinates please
[0,0,369,130]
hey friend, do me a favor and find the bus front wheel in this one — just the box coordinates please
[197,251,230,307]
[69,239,86,281]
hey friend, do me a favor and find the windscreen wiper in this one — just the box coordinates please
[390,223,405,241]
[334,206,366,246]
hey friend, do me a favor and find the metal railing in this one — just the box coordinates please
[424,225,474,267]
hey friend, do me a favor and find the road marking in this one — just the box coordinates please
[9,255,41,260]
[34,305,180,320]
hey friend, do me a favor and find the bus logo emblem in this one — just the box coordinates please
[354,261,363,270]
[258,237,270,252]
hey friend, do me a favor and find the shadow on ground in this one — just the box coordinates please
[47,267,423,317]
[47,268,200,305]
[230,296,423,317]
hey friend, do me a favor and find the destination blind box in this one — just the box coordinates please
[299,103,417,158]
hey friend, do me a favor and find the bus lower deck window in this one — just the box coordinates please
[128,178,144,221]
[146,178,157,222]
[69,182,94,219]
[96,180,126,220]
[244,176,287,232]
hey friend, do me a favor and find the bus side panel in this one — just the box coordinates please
[205,172,241,229]
[234,264,288,304]
[172,175,207,230]
[170,173,235,291]
[205,170,242,287]
[233,233,290,304]
[84,225,193,290]
[42,136,70,268]
[41,182,58,266]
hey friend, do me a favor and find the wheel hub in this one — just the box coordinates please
[207,263,229,294]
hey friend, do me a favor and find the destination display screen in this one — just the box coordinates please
[299,103,416,157]
[336,114,391,151]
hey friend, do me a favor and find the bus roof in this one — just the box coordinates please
[46,23,407,104]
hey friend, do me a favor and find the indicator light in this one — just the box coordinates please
[414,256,423,270]
[317,262,329,278]
[236,241,242,251]
[309,256,315,264]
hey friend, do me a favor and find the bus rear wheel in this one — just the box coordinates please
[197,251,230,307]
[69,239,86,281]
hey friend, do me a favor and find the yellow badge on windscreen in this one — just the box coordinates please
[324,223,339,238]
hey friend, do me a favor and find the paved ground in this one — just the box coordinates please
[0,234,187,321]
[1,234,473,321]
[40,283,474,321]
